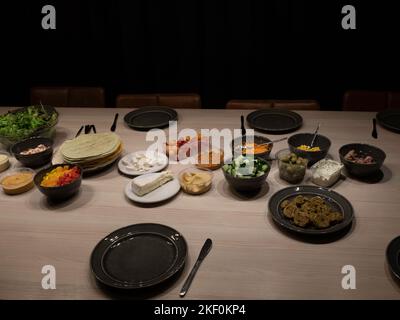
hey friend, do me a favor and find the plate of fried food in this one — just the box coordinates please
[268,186,354,235]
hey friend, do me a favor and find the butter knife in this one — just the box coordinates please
[179,238,212,298]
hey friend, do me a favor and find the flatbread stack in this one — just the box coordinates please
[59,133,123,172]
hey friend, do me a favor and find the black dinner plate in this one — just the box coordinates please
[386,236,400,281]
[124,106,178,131]
[376,109,400,133]
[246,109,303,134]
[90,223,187,290]
[268,186,354,236]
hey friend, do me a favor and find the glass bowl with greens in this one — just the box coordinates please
[222,155,270,192]
[0,105,58,149]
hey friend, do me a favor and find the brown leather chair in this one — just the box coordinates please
[225,100,273,110]
[387,92,400,109]
[116,94,158,108]
[268,100,320,111]
[343,90,387,111]
[31,87,105,107]
[31,87,69,107]
[158,94,201,109]
[225,99,319,110]
[116,93,201,109]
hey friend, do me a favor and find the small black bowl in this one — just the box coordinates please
[339,143,386,178]
[288,133,331,166]
[11,137,53,168]
[231,135,273,161]
[34,164,82,201]
[222,157,271,192]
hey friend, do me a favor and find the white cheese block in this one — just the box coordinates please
[131,170,173,196]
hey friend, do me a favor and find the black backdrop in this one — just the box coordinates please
[1,0,400,109]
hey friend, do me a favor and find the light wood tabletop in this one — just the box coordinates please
[0,107,399,299]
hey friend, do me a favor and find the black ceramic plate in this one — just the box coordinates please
[246,109,303,134]
[91,223,187,289]
[268,186,354,235]
[124,106,178,131]
[386,236,400,281]
[376,109,400,133]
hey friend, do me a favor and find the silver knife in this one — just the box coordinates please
[179,238,212,298]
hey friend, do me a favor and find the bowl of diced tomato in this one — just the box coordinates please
[34,164,82,201]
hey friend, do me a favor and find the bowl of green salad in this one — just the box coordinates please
[0,105,58,149]
[222,155,271,192]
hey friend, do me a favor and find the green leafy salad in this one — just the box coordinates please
[223,155,269,178]
[0,106,58,140]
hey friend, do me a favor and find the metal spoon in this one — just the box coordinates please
[239,137,288,150]
[310,123,320,147]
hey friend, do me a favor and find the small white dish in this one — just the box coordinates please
[125,173,180,204]
[311,159,343,187]
[118,151,168,176]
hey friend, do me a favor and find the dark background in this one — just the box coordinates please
[1,0,399,109]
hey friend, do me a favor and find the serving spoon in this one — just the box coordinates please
[238,137,288,150]
[310,123,320,147]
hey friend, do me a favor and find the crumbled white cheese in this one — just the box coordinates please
[311,159,343,187]
[123,152,165,172]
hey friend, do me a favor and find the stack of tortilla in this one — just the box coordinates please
[59,133,123,172]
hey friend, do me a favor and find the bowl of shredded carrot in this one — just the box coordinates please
[232,135,273,160]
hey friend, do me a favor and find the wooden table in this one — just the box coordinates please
[0,107,399,300]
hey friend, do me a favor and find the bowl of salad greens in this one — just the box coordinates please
[222,155,271,192]
[0,105,58,148]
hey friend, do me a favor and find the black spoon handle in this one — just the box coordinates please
[111,113,119,132]
[75,125,84,137]
[91,124,97,134]
[372,118,378,139]
[241,115,246,136]
[84,125,91,134]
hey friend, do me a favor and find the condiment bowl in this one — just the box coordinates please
[231,135,273,160]
[339,143,386,178]
[178,167,213,195]
[34,164,82,201]
[288,133,331,166]
[11,137,53,168]
[222,156,271,192]
[276,149,308,184]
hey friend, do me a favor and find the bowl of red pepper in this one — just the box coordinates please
[34,164,82,201]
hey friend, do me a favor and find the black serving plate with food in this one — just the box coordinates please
[11,137,53,168]
[288,133,331,166]
[339,143,386,178]
[90,223,187,290]
[386,236,400,281]
[34,164,82,201]
[376,109,400,134]
[269,186,354,236]
[246,109,303,134]
[124,106,178,131]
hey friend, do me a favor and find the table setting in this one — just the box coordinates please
[0,105,400,299]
